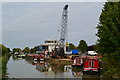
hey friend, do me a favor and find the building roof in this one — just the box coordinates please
[45,40,59,41]
[35,40,65,47]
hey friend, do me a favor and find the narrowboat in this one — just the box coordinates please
[72,57,83,67]
[83,58,100,74]
[26,54,45,61]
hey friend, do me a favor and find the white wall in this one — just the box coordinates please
[48,46,55,52]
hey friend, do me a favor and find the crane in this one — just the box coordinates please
[58,5,68,57]
[52,5,68,58]
[59,5,68,46]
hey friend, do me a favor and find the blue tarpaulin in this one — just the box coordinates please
[72,49,78,55]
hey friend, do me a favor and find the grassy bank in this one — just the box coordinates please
[0,57,2,79]
[100,55,120,79]
[0,44,11,79]
[2,53,11,78]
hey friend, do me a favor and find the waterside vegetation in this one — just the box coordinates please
[0,44,11,78]
[96,2,120,79]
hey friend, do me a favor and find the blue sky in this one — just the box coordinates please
[2,2,104,49]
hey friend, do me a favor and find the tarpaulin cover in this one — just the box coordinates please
[72,49,78,54]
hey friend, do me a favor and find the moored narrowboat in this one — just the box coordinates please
[83,58,100,74]
[72,57,83,67]
[26,54,45,61]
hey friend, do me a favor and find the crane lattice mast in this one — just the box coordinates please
[56,5,68,57]
[59,5,68,47]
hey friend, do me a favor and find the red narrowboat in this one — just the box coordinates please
[72,57,83,67]
[83,58,100,74]
[26,54,45,61]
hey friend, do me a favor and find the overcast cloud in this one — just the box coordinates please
[0,3,2,44]
[2,2,104,49]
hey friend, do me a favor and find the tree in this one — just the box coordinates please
[78,40,88,53]
[0,44,8,56]
[33,47,37,52]
[7,48,11,52]
[96,2,120,55]
[23,47,30,53]
[69,43,76,50]
[96,2,120,78]
[13,48,21,53]
[30,48,36,53]
[87,45,96,51]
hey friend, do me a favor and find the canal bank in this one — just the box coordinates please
[2,54,11,78]
[0,44,11,79]
[0,57,2,79]
[100,55,120,79]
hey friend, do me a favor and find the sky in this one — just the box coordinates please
[2,2,105,50]
[0,3,2,45]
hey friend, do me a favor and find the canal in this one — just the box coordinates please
[6,56,116,79]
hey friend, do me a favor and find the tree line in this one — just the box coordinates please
[69,40,96,53]
[12,47,36,54]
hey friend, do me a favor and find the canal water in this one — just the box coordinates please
[6,56,114,79]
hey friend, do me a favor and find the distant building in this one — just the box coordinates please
[35,40,69,53]
[35,40,59,53]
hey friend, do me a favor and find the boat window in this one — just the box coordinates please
[45,40,57,43]
[89,60,94,68]
[45,41,48,43]
[42,46,48,50]
[92,61,94,68]
[45,41,51,43]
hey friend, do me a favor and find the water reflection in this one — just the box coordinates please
[12,55,24,61]
[36,61,48,72]
[7,56,118,79]
[24,58,80,78]
[72,67,83,77]
[36,62,69,77]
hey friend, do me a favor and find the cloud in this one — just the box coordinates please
[2,2,104,49]
[1,0,107,2]
[0,3,2,43]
